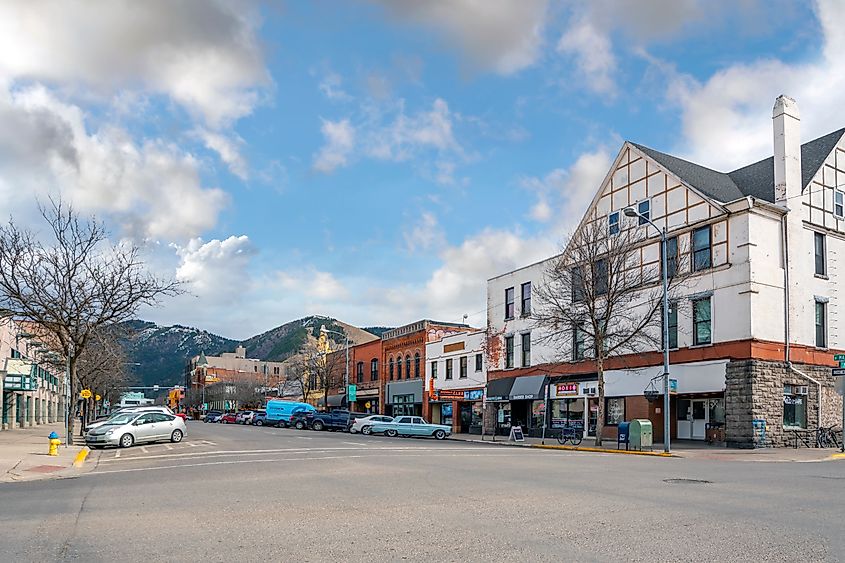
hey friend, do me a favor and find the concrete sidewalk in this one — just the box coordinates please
[450,433,843,462]
[0,422,90,483]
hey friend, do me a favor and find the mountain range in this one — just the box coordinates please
[122,317,387,387]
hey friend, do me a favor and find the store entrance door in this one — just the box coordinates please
[677,399,707,440]
[459,403,472,433]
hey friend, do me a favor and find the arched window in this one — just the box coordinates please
[371,359,379,381]
[405,355,411,380]
[414,352,420,378]
[396,356,402,380]
[389,357,394,380]
[356,361,364,383]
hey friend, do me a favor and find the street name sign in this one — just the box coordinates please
[832,368,845,377]
[834,354,845,361]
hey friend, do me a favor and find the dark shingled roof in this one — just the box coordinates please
[631,128,845,204]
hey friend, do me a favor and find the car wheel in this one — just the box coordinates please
[434,430,446,440]
[362,426,372,436]
[119,433,134,448]
[171,429,183,443]
[295,421,305,430]
[312,421,324,431]
[256,420,264,426]
[385,429,398,438]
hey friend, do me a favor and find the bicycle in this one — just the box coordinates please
[556,426,583,446]
[816,426,841,449]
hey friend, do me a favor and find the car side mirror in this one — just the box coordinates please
[133,420,143,426]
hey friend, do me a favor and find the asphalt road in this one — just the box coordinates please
[1,421,844,562]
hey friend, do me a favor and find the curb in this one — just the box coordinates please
[830,453,845,460]
[531,444,677,457]
[72,447,90,468]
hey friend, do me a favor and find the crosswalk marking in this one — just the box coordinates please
[140,446,149,453]
[114,450,120,459]
[165,444,173,450]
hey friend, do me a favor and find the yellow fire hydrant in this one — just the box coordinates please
[48,432,61,456]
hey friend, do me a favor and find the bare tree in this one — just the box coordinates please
[533,216,686,446]
[284,338,345,408]
[76,326,131,426]
[0,200,180,442]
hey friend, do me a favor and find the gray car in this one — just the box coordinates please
[86,411,187,449]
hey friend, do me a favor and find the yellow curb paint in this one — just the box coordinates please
[531,444,676,457]
[73,447,90,468]
[830,453,845,460]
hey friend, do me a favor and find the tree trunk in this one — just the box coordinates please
[595,355,605,447]
[67,358,77,445]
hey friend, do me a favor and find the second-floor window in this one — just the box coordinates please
[573,324,586,361]
[667,301,678,349]
[609,211,620,235]
[414,352,420,378]
[460,356,468,378]
[571,266,585,303]
[836,190,844,218]
[664,236,680,278]
[370,359,379,381]
[475,353,482,372]
[594,259,608,295]
[505,336,514,368]
[405,356,411,379]
[692,297,712,346]
[521,282,531,316]
[446,358,453,379]
[356,362,364,383]
[521,332,531,367]
[395,357,401,379]
[431,361,438,379]
[815,299,827,348]
[505,287,515,319]
[815,232,826,276]
[637,199,650,225]
[692,225,712,271]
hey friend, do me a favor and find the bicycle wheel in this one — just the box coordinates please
[571,433,582,446]
[556,435,566,445]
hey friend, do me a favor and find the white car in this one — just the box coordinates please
[350,414,394,435]
[86,406,175,431]
[86,411,187,449]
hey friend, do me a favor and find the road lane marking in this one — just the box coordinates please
[114,451,120,459]
[188,443,199,447]
[140,446,149,453]
[343,442,367,446]
[165,444,173,450]
[202,441,217,445]
[295,436,312,439]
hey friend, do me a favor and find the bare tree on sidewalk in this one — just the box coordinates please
[76,326,131,426]
[285,339,345,408]
[0,199,181,442]
[533,216,686,446]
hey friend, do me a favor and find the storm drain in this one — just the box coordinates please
[663,478,712,485]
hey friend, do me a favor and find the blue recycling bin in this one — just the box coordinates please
[617,421,630,450]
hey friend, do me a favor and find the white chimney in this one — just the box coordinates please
[773,95,801,205]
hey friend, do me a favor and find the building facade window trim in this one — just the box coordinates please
[356,361,364,383]
[692,225,712,272]
[504,335,515,369]
[475,353,482,372]
[835,189,844,218]
[370,359,379,381]
[414,352,420,379]
[815,299,827,349]
[814,232,826,277]
[505,287,515,320]
[431,361,438,379]
[608,211,620,235]
[405,355,411,380]
[637,199,650,225]
[459,356,468,379]
[692,296,712,346]
[520,282,532,317]
[445,358,453,380]
[521,332,531,367]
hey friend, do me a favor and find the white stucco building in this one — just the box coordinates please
[425,330,486,434]
[486,96,844,447]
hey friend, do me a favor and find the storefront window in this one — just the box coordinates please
[551,398,585,429]
[708,398,725,424]
[605,397,625,425]
[783,385,807,428]
[471,403,483,429]
[442,402,453,427]
[531,400,545,429]
[497,403,511,428]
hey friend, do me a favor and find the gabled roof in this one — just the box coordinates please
[631,128,845,204]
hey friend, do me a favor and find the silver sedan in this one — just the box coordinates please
[86,411,187,449]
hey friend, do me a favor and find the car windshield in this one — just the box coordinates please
[102,413,137,426]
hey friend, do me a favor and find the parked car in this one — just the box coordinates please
[204,411,223,423]
[369,416,451,440]
[86,411,187,449]
[86,406,175,431]
[251,411,267,426]
[235,410,254,424]
[220,413,238,424]
[308,409,352,431]
[350,414,394,435]
[265,400,316,427]
[289,411,311,430]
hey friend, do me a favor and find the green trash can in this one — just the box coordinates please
[629,419,653,451]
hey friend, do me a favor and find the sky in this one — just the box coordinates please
[0,0,841,340]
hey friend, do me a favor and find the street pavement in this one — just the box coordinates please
[1,421,843,562]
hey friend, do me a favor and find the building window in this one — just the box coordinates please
[460,356,468,378]
[405,355,411,380]
[356,362,364,383]
[609,211,620,235]
[836,190,844,218]
[505,336,514,368]
[692,225,712,271]
[431,361,438,379]
[571,266,585,303]
[445,358,453,380]
[475,353,483,372]
[370,359,379,381]
[521,282,531,316]
[815,300,827,348]
[664,236,679,278]
[637,199,650,225]
[814,232,826,276]
[505,287,515,319]
[692,297,712,345]
[605,397,625,425]
[594,258,608,295]
[414,352,420,378]
[783,385,807,428]
[666,301,678,349]
[393,357,399,380]
[521,332,531,367]
[573,324,586,361]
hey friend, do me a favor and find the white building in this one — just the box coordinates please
[118,392,155,409]
[486,96,844,447]
[425,330,486,434]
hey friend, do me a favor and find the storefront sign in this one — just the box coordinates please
[556,383,579,396]
[464,389,483,401]
[443,342,465,353]
[436,389,466,401]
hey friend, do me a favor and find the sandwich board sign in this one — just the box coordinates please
[509,425,525,442]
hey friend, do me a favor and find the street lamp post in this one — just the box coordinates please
[623,207,671,454]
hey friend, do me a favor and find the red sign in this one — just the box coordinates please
[556,383,579,396]
[436,389,466,401]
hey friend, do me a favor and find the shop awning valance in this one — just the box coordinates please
[317,394,346,408]
[509,375,548,401]
[486,377,515,401]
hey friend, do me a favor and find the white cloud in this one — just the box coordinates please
[557,19,617,95]
[367,98,458,161]
[175,235,257,299]
[197,129,248,180]
[404,212,445,252]
[277,268,350,301]
[372,0,548,74]
[318,71,352,102]
[0,0,269,127]
[0,84,228,240]
[312,118,356,173]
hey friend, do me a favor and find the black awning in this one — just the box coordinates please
[508,375,548,401]
[486,377,515,402]
[318,394,346,408]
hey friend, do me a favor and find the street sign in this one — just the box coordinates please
[834,354,845,361]
[79,389,92,399]
[202,402,208,410]
[348,384,357,402]
[832,368,845,377]
[95,394,101,402]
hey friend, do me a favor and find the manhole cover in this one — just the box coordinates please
[663,478,712,485]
